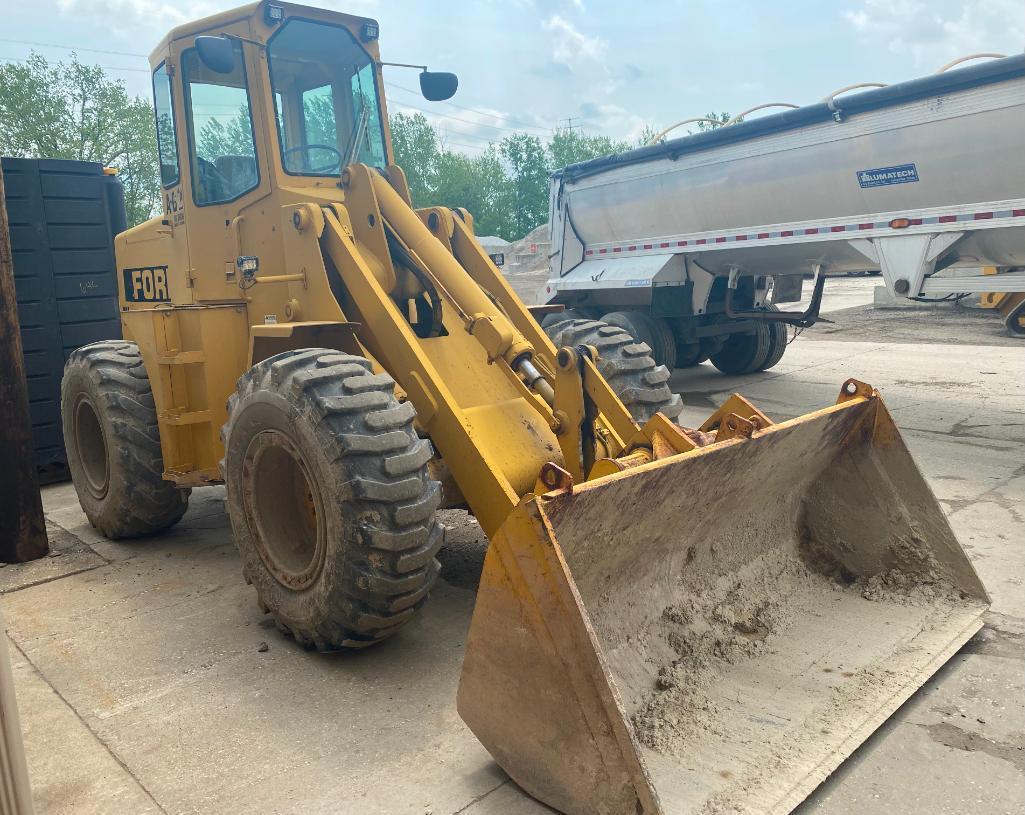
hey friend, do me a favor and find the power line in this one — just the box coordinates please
[0,37,148,59]
[0,55,150,74]
[444,141,489,151]
[387,93,548,137]
[1,37,553,139]
[385,79,551,134]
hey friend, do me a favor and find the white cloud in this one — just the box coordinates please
[843,0,1024,67]
[541,13,620,98]
[543,14,607,69]
[56,0,213,25]
[578,101,647,143]
[56,0,379,27]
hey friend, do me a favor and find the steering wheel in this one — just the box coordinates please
[283,143,343,174]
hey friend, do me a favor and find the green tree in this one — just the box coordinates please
[434,145,516,240]
[696,111,733,132]
[0,52,159,226]
[548,129,630,170]
[636,125,659,146]
[389,112,441,208]
[499,133,550,237]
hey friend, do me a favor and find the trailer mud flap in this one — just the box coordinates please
[457,393,988,814]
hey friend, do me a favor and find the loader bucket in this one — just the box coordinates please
[458,391,988,815]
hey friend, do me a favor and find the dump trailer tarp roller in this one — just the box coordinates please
[459,388,988,814]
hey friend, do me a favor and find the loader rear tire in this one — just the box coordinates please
[543,318,683,424]
[61,341,189,538]
[221,349,444,650]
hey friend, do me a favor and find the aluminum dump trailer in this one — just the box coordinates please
[544,53,1025,370]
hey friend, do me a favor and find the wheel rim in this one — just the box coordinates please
[74,395,109,498]
[242,430,326,590]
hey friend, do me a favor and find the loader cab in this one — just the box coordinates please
[131,1,458,310]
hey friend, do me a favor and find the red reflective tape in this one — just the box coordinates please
[613,246,622,252]
[858,222,874,230]
[804,228,819,235]
[599,248,608,254]
[974,212,993,220]
[678,240,687,246]
[585,249,594,255]
[1013,209,1025,217]
[735,234,748,241]
[715,236,727,243]
[695,239,706,245]
[830,225,845,233]
[660,242,670,248]
[938,215,957,223]
[757,232,770,239]
[780,230,793,237]
[642,244,652,250]
[909,218,923,226]
[627,245,637,251]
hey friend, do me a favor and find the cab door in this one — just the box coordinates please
[177,34,270,303]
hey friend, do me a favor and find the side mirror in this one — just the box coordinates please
[195,35,237,74]
[420,71,458,102]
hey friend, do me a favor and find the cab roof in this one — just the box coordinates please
[147,1,379,67]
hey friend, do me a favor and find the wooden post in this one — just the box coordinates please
[0,164,48,563]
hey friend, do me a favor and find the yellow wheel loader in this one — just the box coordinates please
[60,3,989,812]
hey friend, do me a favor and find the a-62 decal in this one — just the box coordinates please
[123,266,171,303]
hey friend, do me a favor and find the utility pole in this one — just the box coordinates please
[0,163,48,563]
[558,117,580,133]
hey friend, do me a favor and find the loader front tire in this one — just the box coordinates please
[543,318,682,424]
[61,341,189,538]
[221,349,444,650]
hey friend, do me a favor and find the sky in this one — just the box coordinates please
[2,0,1023,154]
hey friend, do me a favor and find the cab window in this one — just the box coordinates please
[152,63,179,187]
[182,40,259,205]
[268,18,387,176]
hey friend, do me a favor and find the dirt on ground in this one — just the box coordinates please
[803,301,1020,346]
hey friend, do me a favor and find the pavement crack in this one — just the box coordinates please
[0,562,106,595]
[451,778,511,814]
[9,640,169,814]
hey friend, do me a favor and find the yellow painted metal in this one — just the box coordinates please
[122,303,249,485]
[459,389,989,814]
[105,5,990,814]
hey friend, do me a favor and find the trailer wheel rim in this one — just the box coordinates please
[74,394,109,499]
[242,430,326,590]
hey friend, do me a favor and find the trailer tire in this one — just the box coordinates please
[709,327,770,375]
[61,341,189,538]
[1004,298,1025,338]
[709,308,788,375]
[221,349,444,650]
[674,343,708,369]
[757,306,789,371]
[600,311,676,369]
[543,319,682,423]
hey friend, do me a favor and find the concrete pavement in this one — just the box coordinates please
[1,302,1022,814]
